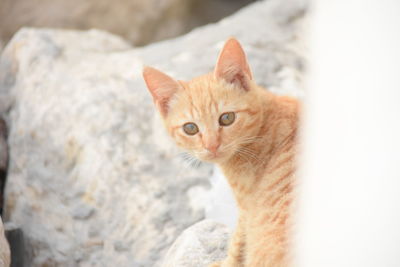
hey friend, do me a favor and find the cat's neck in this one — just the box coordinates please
[219,90,298,201]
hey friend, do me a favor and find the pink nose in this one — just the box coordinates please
[206,143,220,155]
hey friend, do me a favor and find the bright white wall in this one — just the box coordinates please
[296,1,400,267]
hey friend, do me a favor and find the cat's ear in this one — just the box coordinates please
[214,38,253,91]
[143,66,181,117]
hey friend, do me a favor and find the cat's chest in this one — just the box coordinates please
[224,155,294,209]
[225,166,258,190]
[224,166,266,206]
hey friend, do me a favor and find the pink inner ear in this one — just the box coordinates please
[214,38,253,91]
[143,66,180,116]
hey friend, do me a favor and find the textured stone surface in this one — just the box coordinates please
[0,217,10,267]
[4,222,24,267]
[0,119,7,171]
[0,0,306,266]
[0,118,8,215]
[0,29,212,267]
[162,220,230,267]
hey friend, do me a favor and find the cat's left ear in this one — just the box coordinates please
[143,66,181,117]
[214,38,253,91]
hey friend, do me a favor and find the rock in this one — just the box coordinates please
[162,220,230,267]
[0,218,10,267]
[0,0,255,48]
[0,28,212,267]
[0,0,307,266]
[0,118,7,171]
[0,118,8,214]
[4,222,24,267]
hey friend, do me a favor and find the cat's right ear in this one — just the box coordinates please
[143,66,181,117]
[214,38,253,91]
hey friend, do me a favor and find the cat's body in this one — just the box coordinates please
[216,91,297,267]
[143,38,298,267]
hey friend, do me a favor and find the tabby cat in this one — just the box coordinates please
[143,38,298,267]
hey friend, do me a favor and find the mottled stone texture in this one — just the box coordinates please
[0,0,306,266]
[0,119,8,214]
[162,220,230,267]
[0,217,10,267]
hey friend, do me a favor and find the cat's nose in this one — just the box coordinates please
[206,143,220,155]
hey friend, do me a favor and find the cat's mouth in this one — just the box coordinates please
[200,150,229,162]
[205,153,218,160]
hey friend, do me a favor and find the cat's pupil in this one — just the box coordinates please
[219,112,235,126]
[183,122,199,135]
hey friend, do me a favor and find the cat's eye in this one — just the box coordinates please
[183,123,199,135]
[219,112,235,126]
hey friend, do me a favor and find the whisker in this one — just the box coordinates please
[235,147,261,163]
[224,135,264,151]
[235,150,254,165]
[178,151,203,169]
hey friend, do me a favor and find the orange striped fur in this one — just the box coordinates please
[143,38,298,267]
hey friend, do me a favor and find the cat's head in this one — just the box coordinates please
[143,38,264,163]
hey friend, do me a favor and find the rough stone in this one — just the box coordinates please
[162,220,230,267]
[0,119,7,171]
[0,0,306,266]
[0,217,10,267]
[4,222,23,267]
[0,118,8,215]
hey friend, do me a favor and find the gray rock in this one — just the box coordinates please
[0,118,7,171]
[0,217,10,267]
[0,28,212,267]
[162,220,230,267]
[0,118,7,215]
[0,0,306,266]
[4,222,23,267]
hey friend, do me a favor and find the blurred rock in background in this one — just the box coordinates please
[0,0,307,266]
[0,0,255,51]
[0,118,8,215]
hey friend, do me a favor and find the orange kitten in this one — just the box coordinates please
[143,38,298,267]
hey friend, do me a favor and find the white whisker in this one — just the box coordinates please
[179,151,203,169]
